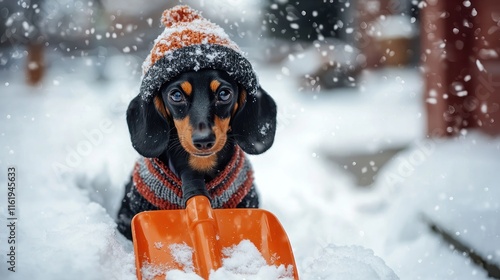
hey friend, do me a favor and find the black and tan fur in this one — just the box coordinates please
[117,69,277,240]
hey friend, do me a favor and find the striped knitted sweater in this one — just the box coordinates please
[130,146,255,210]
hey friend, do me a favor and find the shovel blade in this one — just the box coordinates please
[132,198,297,279]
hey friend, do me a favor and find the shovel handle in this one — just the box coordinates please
[186,195,222,278]
[181,173,222,278]
[181,177,210,207]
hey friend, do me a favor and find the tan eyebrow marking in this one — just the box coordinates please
[180,81,192,96]
[154,96,169,118]
[210,80,221,93]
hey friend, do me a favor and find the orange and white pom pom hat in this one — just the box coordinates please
[139,5,259,103]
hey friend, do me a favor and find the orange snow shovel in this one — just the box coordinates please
[132,195,298,279]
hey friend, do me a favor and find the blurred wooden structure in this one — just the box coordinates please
[26,42,44,85]
[421,0,500,136]
[356,0,418,68]
[357,0,500,136]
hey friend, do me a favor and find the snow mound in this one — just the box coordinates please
[302,245,399,280]
[142,240,397,280]
[211,240,294,279]
[374,132,500,276]
[141,239,294,280]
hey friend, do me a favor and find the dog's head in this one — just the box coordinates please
[126,69,277,171]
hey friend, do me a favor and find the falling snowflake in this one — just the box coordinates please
[476,59,485,72]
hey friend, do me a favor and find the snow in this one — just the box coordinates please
[140,240,294,279]
[377,134,500,270]
[301,245,398,280]
[1,22,499,280]
[213,240,293,279]
[369,15,418,39]
[284,38,361,78]
[476,59,485,72]
[142,262,167,280]
[169,243,195,273]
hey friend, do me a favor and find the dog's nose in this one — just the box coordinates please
[192,123,215,150]
[192,133,215,150]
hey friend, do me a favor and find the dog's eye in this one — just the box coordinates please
[169,90,184,103]
[217,89,232,103]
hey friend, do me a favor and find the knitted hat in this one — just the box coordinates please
[139,5,259,103]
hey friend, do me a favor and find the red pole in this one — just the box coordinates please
[421,0,500,137]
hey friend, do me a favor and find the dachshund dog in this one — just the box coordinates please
[116,69,277,240]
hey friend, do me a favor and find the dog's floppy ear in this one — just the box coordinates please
[126,95,170,158]
[232,87,277,155]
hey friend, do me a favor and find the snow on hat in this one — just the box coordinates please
[139,5,259,103]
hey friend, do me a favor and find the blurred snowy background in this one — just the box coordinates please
[1,0,499,279]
